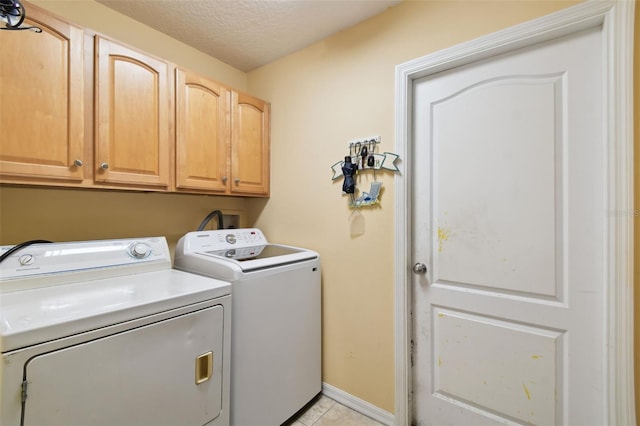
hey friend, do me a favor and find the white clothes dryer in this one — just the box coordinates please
[175,228,321,426]
[0,237,231,426]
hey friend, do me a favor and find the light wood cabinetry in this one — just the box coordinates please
[175,69,230,193]
[0,6,269,197]
[0,7,85,182]
[176,70,270,196]
[231,92,270,196]
[94,36,171,189]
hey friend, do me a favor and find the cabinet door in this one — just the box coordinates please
[176,69,230,193]
[94,36,170,189]
[231,92,270,196]
[0,7,84,181]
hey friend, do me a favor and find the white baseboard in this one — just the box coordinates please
[321,382,395,425]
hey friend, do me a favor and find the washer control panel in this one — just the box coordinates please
[189,228,268,251]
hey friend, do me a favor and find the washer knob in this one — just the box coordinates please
[130,243,150,259]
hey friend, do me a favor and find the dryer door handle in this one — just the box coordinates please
[195,351,213,385]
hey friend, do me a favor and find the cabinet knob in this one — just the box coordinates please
[99,162,109,170]
[234,178,240,185]
[73,159,83,167]
[222,176,228,184]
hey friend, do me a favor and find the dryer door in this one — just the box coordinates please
[22,304,225,426]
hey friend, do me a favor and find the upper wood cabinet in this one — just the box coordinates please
[0,7,85,182]
[176,70,271,196]
[175,69,230,193]
[94,36,171,189]
[231,92,270,196]
[0,6,270,197]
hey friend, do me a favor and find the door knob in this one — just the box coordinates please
[412,263,427,274]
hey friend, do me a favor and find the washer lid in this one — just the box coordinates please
[175,229,319,275]
[204,243,306,261]
[199,244,317,273]
[0,269,230,353]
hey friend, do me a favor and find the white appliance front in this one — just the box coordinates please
[230,261,321,425]
[175,229,321,426]
[0,237,231,426]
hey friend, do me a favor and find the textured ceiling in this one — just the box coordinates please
[95,0,402,72]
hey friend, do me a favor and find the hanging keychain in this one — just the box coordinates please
[367,140,375,167]
[360,145,368,170]
[368,140,377,180]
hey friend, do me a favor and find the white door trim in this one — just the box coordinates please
[393,2,635,425]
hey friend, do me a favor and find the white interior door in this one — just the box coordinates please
[411,25,607,426]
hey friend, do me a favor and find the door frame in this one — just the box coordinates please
[393,1,636,425]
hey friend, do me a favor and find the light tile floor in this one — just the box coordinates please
[284,395,383,426]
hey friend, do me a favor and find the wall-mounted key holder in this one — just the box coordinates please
[331,137,399,180]
[330,136,400,209]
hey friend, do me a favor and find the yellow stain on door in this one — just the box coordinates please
[437,227,451,252]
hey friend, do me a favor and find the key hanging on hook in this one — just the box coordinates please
[370,140,378,180]
[367,140,375,168]
[360,145,368,169]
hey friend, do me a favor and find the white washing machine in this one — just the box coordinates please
[174,228,321,426]
[0,237,231,426]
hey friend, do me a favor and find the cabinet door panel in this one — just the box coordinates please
[95,37,170,188]
[176,69,229,192]
[0,8,84,181]
[231,92,270,196]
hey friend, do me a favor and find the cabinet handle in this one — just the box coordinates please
[234,178,240,185]
[73,159,83,167]
[99,162,109,170]
[222,176,228,184]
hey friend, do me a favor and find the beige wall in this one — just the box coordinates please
[246,0,584,412]
[0,187,253,255]
[1,0,636,417]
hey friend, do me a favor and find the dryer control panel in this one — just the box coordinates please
[0,237,171,291]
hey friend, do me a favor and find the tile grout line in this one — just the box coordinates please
[310,398,336,426]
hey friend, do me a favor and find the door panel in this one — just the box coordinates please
[231,91,270,195]
[24,305,225,426]
[94,37,170,188]
[176,69,230,192]
[0,8,84,181]
[412,26,603,425]
[433,308,562,426]
[435,76,560,296]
